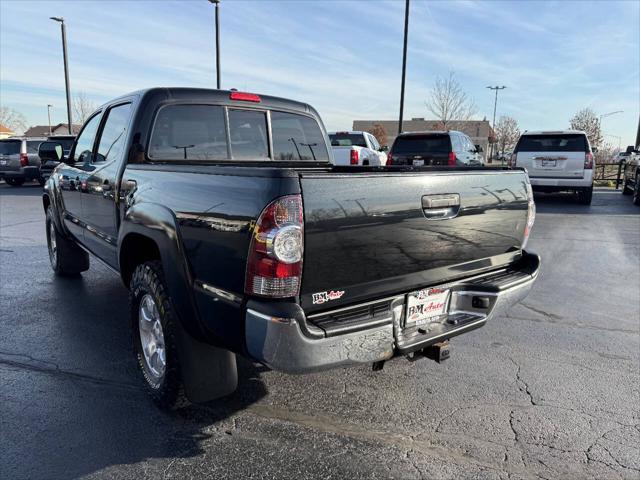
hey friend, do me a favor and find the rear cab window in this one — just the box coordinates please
[329,133,367,148]
[148,104,329,163]
[392,134,452,154]
[0,140,21,155]
[516,134,588,152]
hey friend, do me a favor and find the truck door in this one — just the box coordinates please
[81,102,132,267]
[59,112,102,240]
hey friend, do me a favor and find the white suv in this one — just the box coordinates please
[510,130,594,205]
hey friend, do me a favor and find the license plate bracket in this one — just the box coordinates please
[405,287,450,326]
[541,159,557,167]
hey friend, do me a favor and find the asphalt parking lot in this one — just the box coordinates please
[1,182,638,480]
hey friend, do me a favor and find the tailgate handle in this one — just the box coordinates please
[422,194,460,220]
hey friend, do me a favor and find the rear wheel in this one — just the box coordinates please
[130,260,187,409]
[621,177,632,195]
[5,177,24,187]
[633,175,640,206]
[578,186,593,205]
[46,206,90,275]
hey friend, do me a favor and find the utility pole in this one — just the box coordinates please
[487,85,506,162]
[47,105,53,135]
[398,0,410,135]
[50,17,72,134]
[208,0,221,89]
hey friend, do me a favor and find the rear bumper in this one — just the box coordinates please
[529,170,593,189]
[0,166,39,180]
[245,251,540,373]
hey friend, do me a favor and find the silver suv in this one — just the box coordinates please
[0,137,47,186]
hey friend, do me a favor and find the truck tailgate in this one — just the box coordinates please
[299,169,530,311]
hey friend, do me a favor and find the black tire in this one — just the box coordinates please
[46,206,90,275]
[621,177,632,195]
[578,186,593,205]
[5,177,25,187]
[633,176,640,206]
[130,260,187,409]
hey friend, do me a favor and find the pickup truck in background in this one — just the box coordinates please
[40,88,539,409]
[329,131,388,166]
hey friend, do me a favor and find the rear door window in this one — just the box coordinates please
[393,134,451,154]
[0,140,21,155]
[516,134,587,152]
[271,111,329,161]
[149,105,227,161]
[95,103,132,164]
[228,109,268,160]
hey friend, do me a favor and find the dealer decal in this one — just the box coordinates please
[312,290,345,305]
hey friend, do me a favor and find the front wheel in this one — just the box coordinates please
[633,176,640,206]
[46,206,89,275]
[130,260,187,409]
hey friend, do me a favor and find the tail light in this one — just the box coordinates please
[522,181,536,249]
[350,149,359,165]
[245,195,304,298]
[230,91,261,103]
[509,153,517,168]
[387,151,393,164]
[20,153,28,167]
[584,152,594,169]
[448,151,456,166]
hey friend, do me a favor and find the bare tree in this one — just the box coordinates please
[0,106,28,134]
[494,116,521,155]
[425,72,477,129]
[73,92,98,124]
[368,124,388,147]
[569,108,603,148]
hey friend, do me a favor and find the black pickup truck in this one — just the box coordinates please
[40,88,539,408]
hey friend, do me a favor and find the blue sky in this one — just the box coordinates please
[1,0,638,147]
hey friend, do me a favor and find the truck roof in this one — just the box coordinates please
[396,130,463,136]
[106,87,316,116]
[521,130,586,136]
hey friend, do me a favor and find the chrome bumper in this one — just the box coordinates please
[245,252,540,374]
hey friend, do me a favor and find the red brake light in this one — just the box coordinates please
[387,151,393,164]
[230,91,261,103]
[20,153,28,167]
[584,152,594,169]
[448,151,456,166]
[245,195,303,298]
[350,149,359,165]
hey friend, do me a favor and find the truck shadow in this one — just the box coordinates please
[534,189,638,215]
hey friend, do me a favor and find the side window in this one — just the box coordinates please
[228,109,268,160]
[451,134,462,153]
[72,113,102,164]
[369,134,379,151]
[27,141,43,154]
[464,135,474,152]
[95,103,132,164]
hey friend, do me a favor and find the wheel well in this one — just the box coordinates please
[120,233,161,287]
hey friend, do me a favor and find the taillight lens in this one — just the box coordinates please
[245,195,304,298]
[522,181,536,249]
[350,149,359,165]
[509,153,517,168]
[584,152,594,169]
[387,151,393,164]
[20,153,28,167]
[448,151,456,166]
[230,91,261,103]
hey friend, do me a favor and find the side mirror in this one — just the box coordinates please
[626,145,636,154]
[475,145,483,153]
[380,145,389,152]
[38,141,64,163]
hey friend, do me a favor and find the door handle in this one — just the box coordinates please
[422,194,460,220]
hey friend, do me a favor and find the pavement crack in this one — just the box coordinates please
[0,350,140,391]
[508,356,537,406]
[519,303,563,321]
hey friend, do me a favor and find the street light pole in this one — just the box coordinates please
[50,17,72,134]
[599,110,623,123]
[487,85,506,162]
[208,0,221,89]
[398,0,410,135]
[47,105,53,135]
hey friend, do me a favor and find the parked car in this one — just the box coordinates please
[387,131,484,166]
[0,137,47,186]
[510,130,594,204]
[40,88,539,409]
[621,146,640,205]
[328,131,387,166]
[39,134,76,182]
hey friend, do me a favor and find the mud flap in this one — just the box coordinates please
[175,320,238,403]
